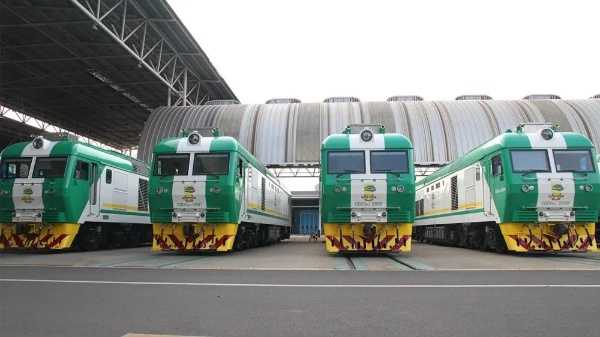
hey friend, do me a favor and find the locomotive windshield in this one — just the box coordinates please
[154,154,189,176]
[553,150,595,172]
[0,158,32,179]
[370,151,409,173]
[193,153,229,175]
[33,157,68,178]
[510,150,550,173]
[327,151,365,174]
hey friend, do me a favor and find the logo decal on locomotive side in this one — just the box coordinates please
[361,184,376,202]
[21,188,34,204]
[182,185,196,203]
[550,184,564,201]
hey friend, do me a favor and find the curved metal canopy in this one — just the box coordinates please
[138,99,600,165]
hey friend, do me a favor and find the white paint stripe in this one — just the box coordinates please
[349,133,385,150]
[1,278,600,288]
[123,334,212,337]
[526,132,566,149]
[176,137,213,153]
[21,140,58,157]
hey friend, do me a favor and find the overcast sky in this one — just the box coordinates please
[168,0,599,104]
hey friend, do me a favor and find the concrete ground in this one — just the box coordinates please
[1,266,600,337]
[3,238,600,337]
[2,237,600,271]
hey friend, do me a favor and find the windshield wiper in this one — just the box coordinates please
[335,170,362,178]
[519,170,545,176]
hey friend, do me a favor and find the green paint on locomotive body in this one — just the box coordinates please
[0,138,146,224]
[149,135,271,225]
[416,126,600,224]
[320,129,416,224]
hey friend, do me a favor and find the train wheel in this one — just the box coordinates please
[78,224,102,251]
[492,224,508,253]
[234,226,250,251]
[468,227,484,250]
[258,226,268,246]
[249,230,258,248]
[107,227,126,248]
[457,225,468,248]
[126,227,142,248]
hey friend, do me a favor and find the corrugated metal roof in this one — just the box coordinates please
[138,99,600,165]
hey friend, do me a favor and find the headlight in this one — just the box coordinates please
[540,128,554,140]
[360,129,373,142]
[188,132,201,145]
[334,186,341,193]
[584,184,593,192]
[32,136,44,149]
[391,185,404,192]
[521,184,533,192]
[209,186,221,193]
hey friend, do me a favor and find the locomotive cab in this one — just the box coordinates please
[414,123,598,253]
[0,136,90,249]
[1,154,73,224]
[320,125,415,253]
[150,131,240,226]
[0,134,151,250]
[150,129,291,252]
[488,124,598,251]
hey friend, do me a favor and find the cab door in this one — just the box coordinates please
[88,163,99,217]
[71,160,91,221]
[236,158,247,221]
[487,154,504,218]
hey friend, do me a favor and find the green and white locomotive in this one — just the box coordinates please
[0,134,151,250]
[150,129,291,252]
[414,123,599,253]
[320,125,415,253]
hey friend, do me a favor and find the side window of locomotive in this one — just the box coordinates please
[33,157,67,178]
[0,158,32,179]
[491,155,503,177]
[193,153,229,175]
[327,151,365,174]
[370,151,409,173]
[238,159,243,177]
[154,154,190,176]
[74,160,89,181]
[106,169,112,184]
